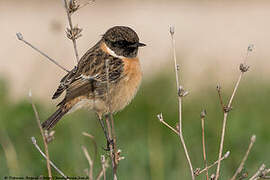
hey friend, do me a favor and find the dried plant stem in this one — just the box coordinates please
[105,116,117,180]
[63,0,80,63]
[201,112,209,180]
[215,73,243,179]
[96,155,108,180]
[82,132,98,163]
[157,113,179,135]
[31,137,69,179]
[249,164,266,180]
[230,135,256,180]
[30,93,52,179]
[197,151,230,176]
[78,1,95,11]
[170,26,195,180]
[216,86,225,111]
[101,155,106,180]
[215,45,253,179]
[110,112,118,174]
[96,170,105,180]
[82,146,93,180]
[16,33,69,72]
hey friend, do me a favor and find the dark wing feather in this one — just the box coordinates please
[52,67,78,99]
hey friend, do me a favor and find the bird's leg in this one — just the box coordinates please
[96,114,112,151]
[104,114,114,151]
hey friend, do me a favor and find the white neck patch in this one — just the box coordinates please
[104,44,125,59]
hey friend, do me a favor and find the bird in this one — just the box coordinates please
[41,26,146,130]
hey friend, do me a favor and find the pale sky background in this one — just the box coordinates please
[1,0,270,101]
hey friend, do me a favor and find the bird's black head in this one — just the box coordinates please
[103,26,146,58]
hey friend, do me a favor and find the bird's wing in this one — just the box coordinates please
[53,48,124,107]
[52,41,101,99]
[52,66,78,99]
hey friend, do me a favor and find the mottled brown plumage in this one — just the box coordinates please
[42,26,145,130]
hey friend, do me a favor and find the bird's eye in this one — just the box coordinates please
[113,40,128,47]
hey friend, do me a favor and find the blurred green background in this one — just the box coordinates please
[0,72,270,179]
[2,0,270,179]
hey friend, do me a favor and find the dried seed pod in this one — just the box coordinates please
[157,113,163,122]
[68,0,80,14]
[239,63,250,73]
[224,106,233,113]
[200,109,207,118]
[178,86,189,97]
[66,25,83,40]
[170,26,175,35]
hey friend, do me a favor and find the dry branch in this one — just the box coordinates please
[96,155,109,180]
[31,137,69,179]
[249,164,266,180]
[249,164,270,180]
[230,135,256,180]
[16,33,69,72]
[216,85,225,112]
[63,0,81,63]
[215,45,254,179]
[169,26,195,180]
[29,90,52,178]
[82,132,98,163]
[201,110,209,180]
[157,113,179,135]
[82,146,94,180]
[101,155,106,180]
[196,151,230,176]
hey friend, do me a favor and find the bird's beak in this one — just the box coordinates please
[138,42,146,47]
[129,42,146,48]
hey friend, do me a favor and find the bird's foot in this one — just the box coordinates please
[103,138,114,151]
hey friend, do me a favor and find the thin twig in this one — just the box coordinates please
[82,132,98,163]
[249,164,266,180]
[170,26,195,180]
[215,45,253,179]
[215,71,243,180]
[216,85,225,112]
[110,112,117,162]
[157,113,180,135]
[261,169,270,179]
[110,113,119,180]
[230,135,256,180]
[201,110,209,180]
[16,33,69,72]
[102,155,106,180]
[249,166,270,180]
[105,116,116,179]
[82,146,93,180]
[31,137,69,179]
[75,0,95,13]
[96,155,109,180]
[29,91,52,178]
[63,0,80,63]
[196,151,230,176]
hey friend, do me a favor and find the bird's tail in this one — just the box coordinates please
[42,107,69,130]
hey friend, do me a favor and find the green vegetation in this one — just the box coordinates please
[0,75,270,179]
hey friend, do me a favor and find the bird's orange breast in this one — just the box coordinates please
[110,57,142,113]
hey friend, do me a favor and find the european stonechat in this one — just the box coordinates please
[42,26,146,130]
